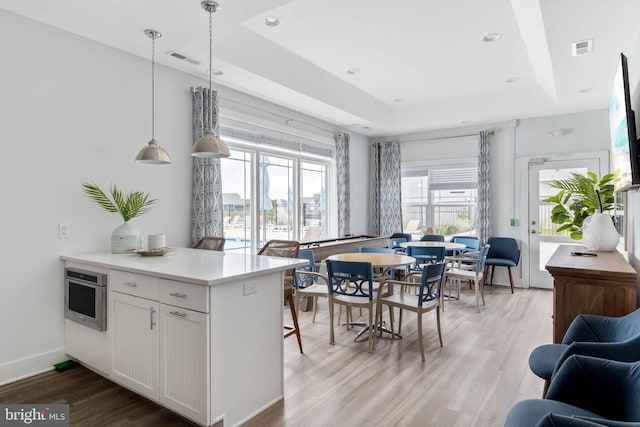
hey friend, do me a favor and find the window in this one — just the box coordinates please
[220,136,332,252]
[401,164,477,238]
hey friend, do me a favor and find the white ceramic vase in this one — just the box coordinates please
[111,222,141,254]
[581,212,619,251]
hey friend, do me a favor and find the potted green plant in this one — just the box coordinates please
[542,172,615,241]
[82,182,157,253]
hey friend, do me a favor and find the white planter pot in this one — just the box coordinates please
[582,212,619,251]
[111,222,141,254]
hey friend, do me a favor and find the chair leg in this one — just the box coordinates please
[329,301,335,345]
[417,312,425,362]
[489,265,495,285]
[368,305,374,353]
[436,306,443,347]
[474,278,481,313]
[508,267,515,293]
[311,296,318,323]
[398,308,403,335]
[542,380,550,398]
[285,290,303,353]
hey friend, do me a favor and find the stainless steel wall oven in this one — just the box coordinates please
[64,267,107,331]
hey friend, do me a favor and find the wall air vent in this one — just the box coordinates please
[572,39,593,56]
[166,50,201,65]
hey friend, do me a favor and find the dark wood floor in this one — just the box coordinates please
[0,285,553,426]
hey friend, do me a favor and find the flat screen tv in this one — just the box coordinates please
[608,52,640,192]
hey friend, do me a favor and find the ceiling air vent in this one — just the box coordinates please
[572,39,593,56]
[166,50,201,65]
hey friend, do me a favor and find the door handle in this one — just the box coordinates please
[531,230,537,234]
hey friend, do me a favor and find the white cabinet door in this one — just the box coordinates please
[110,291,160,400]
[159,304,210,425]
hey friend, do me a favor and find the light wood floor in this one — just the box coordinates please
[0,285,553,427]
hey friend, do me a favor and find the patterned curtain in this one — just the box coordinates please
[371,140,403,235]
[335,132,350,237]
[476,130,492,244]
[191,87,224,246]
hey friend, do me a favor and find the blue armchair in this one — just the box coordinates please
[529,308,640,396]
[485,237,521,293]
[534,413,640,427]
[505,355,640,427]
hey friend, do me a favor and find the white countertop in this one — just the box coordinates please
[61,247,308,286]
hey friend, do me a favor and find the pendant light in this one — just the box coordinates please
[136,29,172,164]
[192,1,230,158]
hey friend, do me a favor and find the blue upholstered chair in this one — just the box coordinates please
[534,413,640,427]
[529,308,640,396]
[325,259,377,352]
[505,355,640,427]
[376,262,446,361]
[294,250,329,323]
[420,234,445,242]
[485,237,521,293]
[387,237,408,253]
[390,232,412,242]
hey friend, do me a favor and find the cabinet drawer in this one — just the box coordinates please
[159,279,209,313]
[110,270,159,300]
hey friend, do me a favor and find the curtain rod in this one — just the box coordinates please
[399,130,494,143]
[190,86,336,136]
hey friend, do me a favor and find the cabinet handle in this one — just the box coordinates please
[169,311,187,318]
[150,307,156,330]
[169,292,187,298]
[123,282,137,287]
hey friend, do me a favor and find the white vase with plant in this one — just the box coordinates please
[82,183,157,253]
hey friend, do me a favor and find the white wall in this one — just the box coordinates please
[0,10,367,383]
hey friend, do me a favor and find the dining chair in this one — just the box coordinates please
[377,262,446,361]
[387,237,407,253]
[390,232,413,242]
[484,237,521,293]
[443,244,490,312]
[406,245,445,272]
[258,239,303,353]
[294,249,328,323]
[420,234,445,242]
[450,236,480,256]
[325,259,377,352]
[193,236,225,251]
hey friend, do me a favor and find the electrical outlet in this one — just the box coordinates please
[58,223,70,239]
[243,282,257,295]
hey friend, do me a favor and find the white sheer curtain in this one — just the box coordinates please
[476,130,492,244]
[371,140,403,235]
[191,86,224,245]
[335,132,350,237]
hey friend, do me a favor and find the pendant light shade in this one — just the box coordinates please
[136,29,171,164]
[192,1,230,158]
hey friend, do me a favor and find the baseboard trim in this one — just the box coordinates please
[0,348,67,386]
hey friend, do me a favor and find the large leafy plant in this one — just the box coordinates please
[542,172,614,240]
[82,182,156,222]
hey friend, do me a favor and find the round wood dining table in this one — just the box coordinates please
[399,241,467,250]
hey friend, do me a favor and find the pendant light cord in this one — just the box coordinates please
[151,34,156,141]
[208,10,214,132]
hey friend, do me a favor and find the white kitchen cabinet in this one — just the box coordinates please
[62,248,306,426]
[109,291,160,400]
[159,304,209,423]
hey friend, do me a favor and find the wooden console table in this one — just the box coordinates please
[545,244,637,343]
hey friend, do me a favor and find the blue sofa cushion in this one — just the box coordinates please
[505,399,603,427]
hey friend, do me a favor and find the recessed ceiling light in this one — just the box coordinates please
[460,120,472,125]
[548,128,573,137]
[579,87,597,93]
[346,68,361,75]
[394,98,406,103]
[207,68,223,76]
[483,33,502,42]
[505,77,521,83]
[264,16,280,27]
[362,125,371,130]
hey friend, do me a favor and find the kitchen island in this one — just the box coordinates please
[61,248,307,427]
